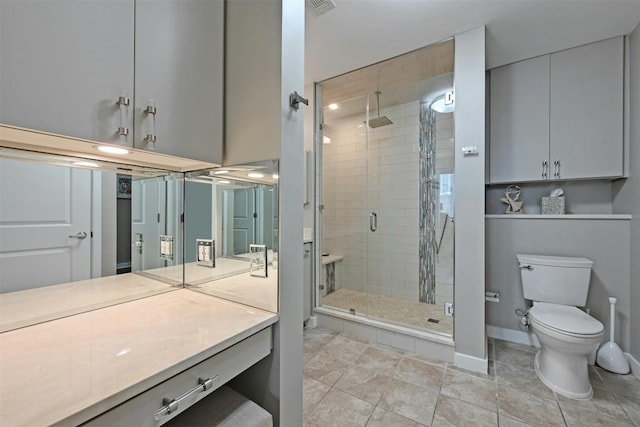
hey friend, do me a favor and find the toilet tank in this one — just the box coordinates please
[516,254,593,306]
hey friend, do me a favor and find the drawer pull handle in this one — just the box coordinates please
[154,375,219,420]
[199,377,215,391]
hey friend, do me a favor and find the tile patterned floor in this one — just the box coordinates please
[303,327,640,427]
[321,288,453,335]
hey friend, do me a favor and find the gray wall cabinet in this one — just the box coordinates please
[490,55,550,183]
[0,0,135,145]
[134,0,223,164]
[549,36,624,180]
[489,37,624,184]
[0,0,223,165]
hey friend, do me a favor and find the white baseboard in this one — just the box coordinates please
[487,325,540,348]
[454,352,488,374]
[306,316,318,329]
[626,353,640,379]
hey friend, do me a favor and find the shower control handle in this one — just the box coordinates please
[369,212,377,232]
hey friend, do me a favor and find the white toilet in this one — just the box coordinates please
[517,254,604,400]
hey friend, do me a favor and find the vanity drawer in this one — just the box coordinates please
[82,327,272,427]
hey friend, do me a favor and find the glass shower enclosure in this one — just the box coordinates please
[316,40,455,336]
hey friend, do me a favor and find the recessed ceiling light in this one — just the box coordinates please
[72,161,99,168]
[97,146,129,155]
[217,180,230,184]
[328,103,338,110]
[272,173,279,180]
[323,136,331,144]
[247,172,264,178]
[212,170,229,175]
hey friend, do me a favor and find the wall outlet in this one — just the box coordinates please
[485,291,500,302]
[160,235,174,260]
[444,303,454,317]
[196,239,215,268]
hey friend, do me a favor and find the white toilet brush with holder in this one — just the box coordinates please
[596,297,630,374]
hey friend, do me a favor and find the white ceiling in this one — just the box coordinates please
[305,0,640,84]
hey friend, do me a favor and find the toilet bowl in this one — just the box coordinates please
[528,302,604,399]
[517,254,604,400]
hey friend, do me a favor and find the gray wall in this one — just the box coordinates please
[613,24,640,366]
[226,1,305,426]
[454,27,487,368]
[486,218,631,350]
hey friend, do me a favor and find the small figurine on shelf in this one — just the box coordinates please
[501,185,523,214]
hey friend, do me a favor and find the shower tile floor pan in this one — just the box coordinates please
[322,288,453,336]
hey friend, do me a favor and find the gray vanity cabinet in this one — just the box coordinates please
[134,0,223,164]
[489,36,624,184]
[0,0,135,146]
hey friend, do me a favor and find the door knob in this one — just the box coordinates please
[68,231,88,239]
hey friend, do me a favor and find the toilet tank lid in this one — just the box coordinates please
[516,254,593,268]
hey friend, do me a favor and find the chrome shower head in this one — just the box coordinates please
[368,91,393,128]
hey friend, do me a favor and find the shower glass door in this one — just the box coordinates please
[319,94,369,314]
[318,39,455,337]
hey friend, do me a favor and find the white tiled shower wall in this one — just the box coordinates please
[322,101,454,303]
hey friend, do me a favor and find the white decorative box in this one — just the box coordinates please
[541,196,565,214]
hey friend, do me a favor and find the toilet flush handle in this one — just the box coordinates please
[519,264,533,271]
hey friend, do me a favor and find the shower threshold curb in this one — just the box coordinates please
[314,306,454,347]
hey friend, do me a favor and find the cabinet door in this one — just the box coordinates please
[550,37,624,180]
[0,0,134,145]
[489,55,549,182]
[134,0,223,164]
[489,55,550,183]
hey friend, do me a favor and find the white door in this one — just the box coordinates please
[0,159,91,293]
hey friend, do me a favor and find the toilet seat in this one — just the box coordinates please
[529,303,603,338]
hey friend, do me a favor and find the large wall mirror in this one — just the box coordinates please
[0,150,182,332]
[0,151,279,332]
[183,160,279,313]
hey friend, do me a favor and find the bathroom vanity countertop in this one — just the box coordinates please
[189,271,278,313]
[144,257,256,285]
[322,254,344,265]
[0,272,176,332]
[0,289,278,427]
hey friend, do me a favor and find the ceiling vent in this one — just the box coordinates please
[307,0,336,16]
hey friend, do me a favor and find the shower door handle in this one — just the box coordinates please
[369,212,377,232]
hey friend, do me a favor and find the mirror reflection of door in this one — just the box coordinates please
[231,187,256,255]
[0,159,92,292]
[256,187,279,251]
[131,177,165,271]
